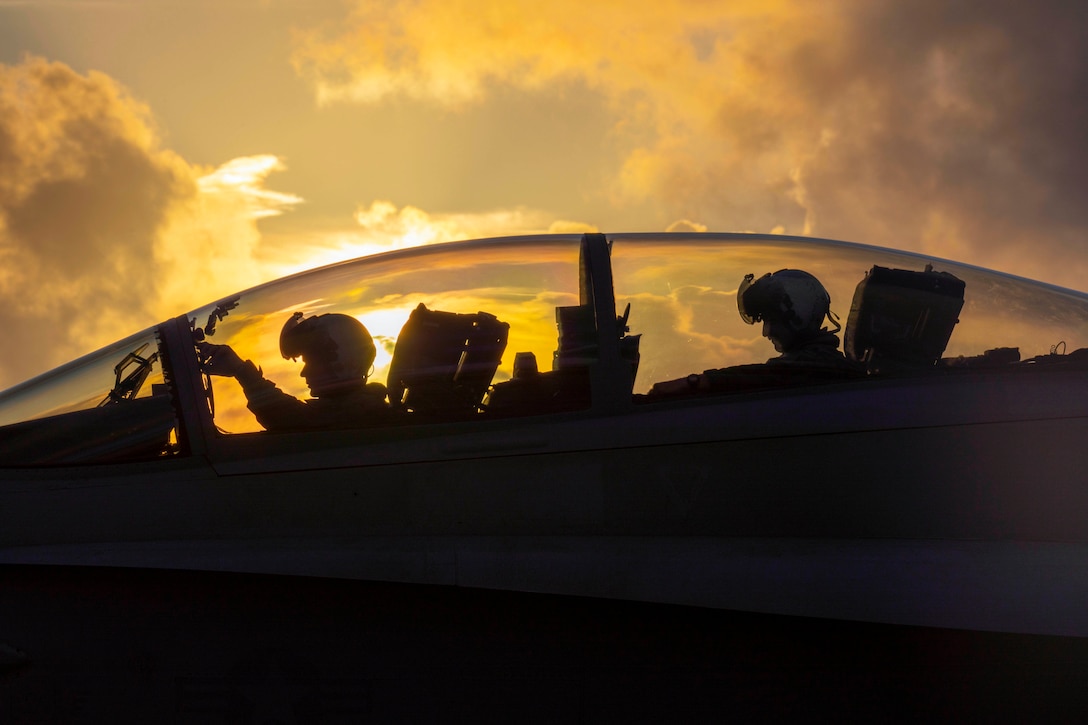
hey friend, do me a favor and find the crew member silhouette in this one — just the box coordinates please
[199,312,388,430]
[737,269,847,365]
[650,268,858,396]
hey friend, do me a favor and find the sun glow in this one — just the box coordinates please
[358,304,421,376]
[264,200,594,280]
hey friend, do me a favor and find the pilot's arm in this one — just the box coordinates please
[198,342,308,428]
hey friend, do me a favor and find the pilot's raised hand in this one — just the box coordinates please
[197,342,247,378]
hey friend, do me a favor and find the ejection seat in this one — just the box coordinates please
[386,304,509,418]
[843,263,965,372]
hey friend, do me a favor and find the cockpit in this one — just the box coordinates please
[2,232,1087,467]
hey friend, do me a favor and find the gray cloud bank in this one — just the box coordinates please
[788,1,1088,283]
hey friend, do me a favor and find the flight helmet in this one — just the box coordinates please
[738,269,837,350]
[279,312,376,394]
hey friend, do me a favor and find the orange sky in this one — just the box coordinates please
[1,0,1087,388]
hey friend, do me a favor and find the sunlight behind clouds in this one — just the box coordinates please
[291,0,1088,289]
[4,0,1088,392]
[289,0,827,236]
[264,199,597,277]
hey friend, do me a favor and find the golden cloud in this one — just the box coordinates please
[293,0,1088,290]
[264,199,597,277]
[0,57,299,389]
[197,156,304,219]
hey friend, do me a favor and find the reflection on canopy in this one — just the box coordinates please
[0,330,165,428]
[2,232,1087,444]
[196,236,583,432]
[608,234,1088,392]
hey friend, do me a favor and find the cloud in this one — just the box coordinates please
[666,219,709,233]
[263,199,598,276]
[292,0,1088,289]
[0,56,184,385]
[197,155,303,220]
[153,156,303,326]
[0,57,296,388]
[351,200,597,248]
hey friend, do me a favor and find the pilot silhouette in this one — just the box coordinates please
[198,312,389,430]
[737,269,848,365]
[649,268,858,396]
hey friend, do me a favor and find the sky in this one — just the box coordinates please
[1,0,1086,389]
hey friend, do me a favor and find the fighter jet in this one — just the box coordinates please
[2,232,1087,719]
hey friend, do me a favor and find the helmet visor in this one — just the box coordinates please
[737,273,770,324]
[279,311,312,359]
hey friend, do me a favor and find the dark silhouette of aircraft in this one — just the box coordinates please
[2,232,1087,720]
